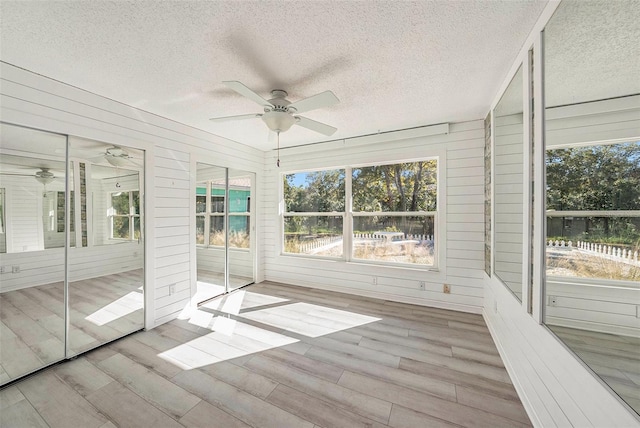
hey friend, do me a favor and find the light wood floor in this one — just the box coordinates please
[549,325,640,414]
[1,282,531,427]
[0,270,144,384]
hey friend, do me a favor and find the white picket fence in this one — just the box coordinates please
[297,236,343,254]
[547,239,639,265]
[353,233,434,243]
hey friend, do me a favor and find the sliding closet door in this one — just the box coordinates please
[0,123,67,384]
[195,164,255,302]
[66,137,144,357]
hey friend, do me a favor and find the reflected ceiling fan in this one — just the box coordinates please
[210,81,339,137]
[93,146,142,168]
[0,167,57,185]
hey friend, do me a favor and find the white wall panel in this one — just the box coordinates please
[262,120,486,313]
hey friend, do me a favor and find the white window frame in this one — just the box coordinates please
[281,159,440,269]
[109,190,139,241]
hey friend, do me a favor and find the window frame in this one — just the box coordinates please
[281,158,440,270]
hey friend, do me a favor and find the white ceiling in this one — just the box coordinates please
[0,1,549,150]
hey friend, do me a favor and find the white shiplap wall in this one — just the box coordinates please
[262,120,486,313]
[0,62,263,328]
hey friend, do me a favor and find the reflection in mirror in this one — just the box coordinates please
[228,168,254,291]
[544,0,640,415]
[493,65,525,301]
[195,163,227,302]
[67,137,144,356]
[0,123,66,382]
[195,164,255,304]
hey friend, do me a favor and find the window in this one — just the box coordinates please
[546,141,640,281]
[282,160,439,267]
[109,191,140,240]
[283,170,345,257]
[196,180,251,248]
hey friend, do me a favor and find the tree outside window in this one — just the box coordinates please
[110,191,140,240]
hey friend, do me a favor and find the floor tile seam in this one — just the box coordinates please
[398,356,514,386]
[264,375,393,427]
[89,353,198,424]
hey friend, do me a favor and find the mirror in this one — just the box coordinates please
[67,137,145,356]
[195,163,255,303]
[544,0,640,415]
[493,64,525,301]
[227,168,254,291]
[0,123,67,382]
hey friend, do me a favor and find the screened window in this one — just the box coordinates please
[109,191,140,240]
[282,160,438,267]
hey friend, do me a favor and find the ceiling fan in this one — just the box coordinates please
[210,81,339,137]
[97,146,141,168]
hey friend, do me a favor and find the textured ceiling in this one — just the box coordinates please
[0,1,548,150]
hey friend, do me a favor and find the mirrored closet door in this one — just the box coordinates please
[195,162,254,304]
[0,123,145,384]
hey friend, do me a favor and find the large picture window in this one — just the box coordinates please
[282,160,438,267]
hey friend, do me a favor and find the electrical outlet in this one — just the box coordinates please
[11,265,20,274]
[372,277,378,285]
[443,283,451,294]
[419,281,426,290]
[0,266,6,274]
[548,295,558,307]
[169,284,176,295]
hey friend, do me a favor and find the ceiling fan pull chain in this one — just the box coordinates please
[276,131,281,168]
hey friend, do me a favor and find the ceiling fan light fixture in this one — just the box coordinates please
[261,110,296,133]
[106,155,129,167]
[35,175,55,185]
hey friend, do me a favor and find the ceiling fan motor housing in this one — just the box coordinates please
[262,91,297,132]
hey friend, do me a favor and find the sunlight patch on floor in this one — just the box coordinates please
[158,289,380,369]
[85,291,143,326]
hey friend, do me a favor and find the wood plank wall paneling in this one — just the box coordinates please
[0,62,263,327]
[261,120,486,314]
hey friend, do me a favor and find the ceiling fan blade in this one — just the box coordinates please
[295,116,337,136]
[223,81,273,108]
[209,113,262,122]
[289,90,339,114]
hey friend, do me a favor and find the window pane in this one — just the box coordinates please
[229,215,250,248]
[132,191,140,215]
[196,195,206,213]
[133,216,141,240]
[112,216,129,239]
[284,216,343,256]
[111,192,130,215]
[209,215,225,246]
[284,170,345,212]
[212,196,225,213]
[547,216,640,281]
[196,216,204,245]
[352,216,435,265]
[352,161,437,212]
[547,142,640,211]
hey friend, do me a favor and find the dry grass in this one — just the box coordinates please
[547,249,640,282]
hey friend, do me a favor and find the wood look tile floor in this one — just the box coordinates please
[1,282,531,428]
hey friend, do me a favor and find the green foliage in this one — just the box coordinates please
[546,141,640,211]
